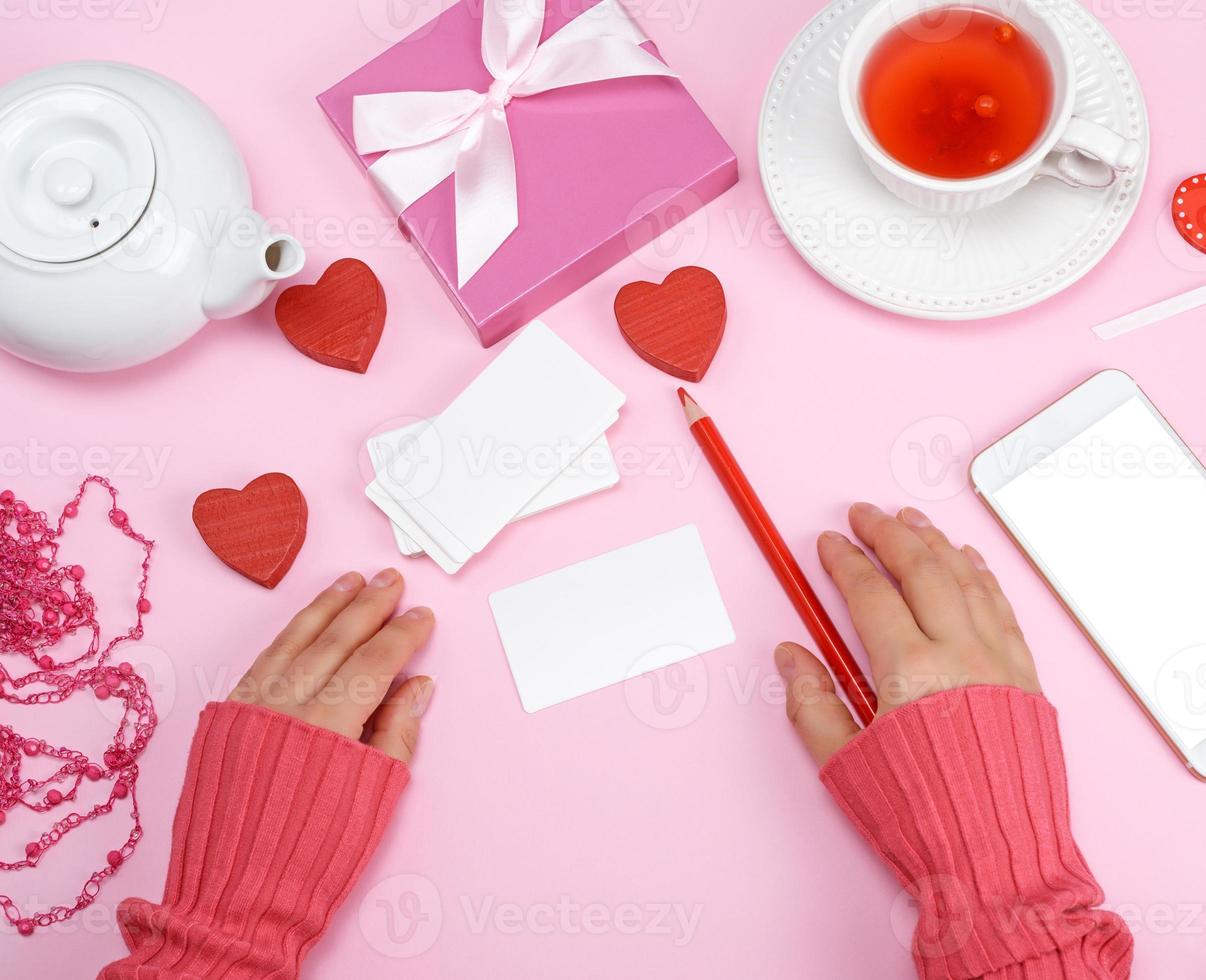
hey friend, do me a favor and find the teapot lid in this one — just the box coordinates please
[0,84,155,263]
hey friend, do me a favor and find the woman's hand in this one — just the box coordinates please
[228,568,435,763]
[775,503,1040,766]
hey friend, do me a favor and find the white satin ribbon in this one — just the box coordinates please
[353,0,677,287]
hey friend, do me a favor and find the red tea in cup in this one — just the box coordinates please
[859,8,1054,179]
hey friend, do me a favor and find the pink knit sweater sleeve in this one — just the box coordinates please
[98,701,409,980]
[821,685,1134,980]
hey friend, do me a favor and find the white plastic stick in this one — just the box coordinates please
[1094,284,1206,340]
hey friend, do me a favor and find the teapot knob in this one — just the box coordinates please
[43,157,94,207]
[0,84,153,263]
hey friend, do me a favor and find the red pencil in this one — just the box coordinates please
[678,388,877,726]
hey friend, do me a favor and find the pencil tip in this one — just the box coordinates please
[677,387,707,425]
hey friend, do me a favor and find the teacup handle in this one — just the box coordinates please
[1038,117,1143,189]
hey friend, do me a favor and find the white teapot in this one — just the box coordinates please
[0,62,304,372]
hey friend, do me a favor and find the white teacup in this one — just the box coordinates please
[837,0,1142,212]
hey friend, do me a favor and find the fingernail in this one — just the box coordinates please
[963,545,988,571]
[818,530,845,543]
[403,606,432,621]
[899,507,932,528]
[851,501,882,516]
[774,643,799,681]
[410,678,435,718]
[331,572,361,592]
[370,568,399,588]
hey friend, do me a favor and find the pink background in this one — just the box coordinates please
[3,0,1206,976]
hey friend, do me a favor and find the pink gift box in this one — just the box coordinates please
[317,0,737,347]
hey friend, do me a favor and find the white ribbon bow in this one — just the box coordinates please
[353,0,677,287]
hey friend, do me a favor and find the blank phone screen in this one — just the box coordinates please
[991,395,1206,758]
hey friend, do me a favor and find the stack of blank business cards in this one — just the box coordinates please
[364,321,624,574]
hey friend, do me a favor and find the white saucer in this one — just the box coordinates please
[757,0,1149,319]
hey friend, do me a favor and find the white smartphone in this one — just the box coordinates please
[972,369,1206,780]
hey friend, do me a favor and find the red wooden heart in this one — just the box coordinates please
[613,266,726,383]
[275,258,386,373]
[192,473,308,589]
[1172,174,1206,255]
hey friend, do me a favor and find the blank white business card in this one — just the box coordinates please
[379,321,626,562]
[488,525,735,712]
[366,423,621,572]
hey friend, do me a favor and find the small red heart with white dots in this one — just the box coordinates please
[1172,174,1206,254]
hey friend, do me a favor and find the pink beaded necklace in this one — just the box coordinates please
[0,476,155,937]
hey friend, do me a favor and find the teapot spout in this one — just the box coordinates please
[202,208,304,321]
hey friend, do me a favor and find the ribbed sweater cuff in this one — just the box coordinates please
[99,701,409,980]
[821,686,1133,980]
